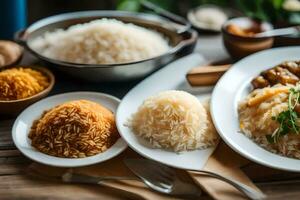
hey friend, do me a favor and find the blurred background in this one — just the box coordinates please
[1,0,299,40]
[0,0,299,62]
[27,0,300,26]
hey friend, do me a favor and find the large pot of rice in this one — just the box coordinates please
[15,11,197,82]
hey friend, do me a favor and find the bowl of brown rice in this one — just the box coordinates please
[0,66,55,116]
[12,92,127,167]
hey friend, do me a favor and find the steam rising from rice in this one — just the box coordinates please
[127,90,218,152]
[29,18,170,64]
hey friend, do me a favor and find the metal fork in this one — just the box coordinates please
[124,159,202,198]
[62,169,202,199]
[124,158,266,200]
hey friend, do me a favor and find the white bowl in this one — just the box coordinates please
[12,92,127,167]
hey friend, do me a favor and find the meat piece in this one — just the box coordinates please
[251,76,270,89]
[262,66,299,85]
[261,68,277,84]
[277,67,299,85]
[251,61,300,90]
[280,61,300,77]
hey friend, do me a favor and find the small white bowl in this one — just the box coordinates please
[12,91,127,167]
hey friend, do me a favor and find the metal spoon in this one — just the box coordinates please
[141,0,191,34]
[255,25,300,38]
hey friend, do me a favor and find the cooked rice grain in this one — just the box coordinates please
[239,84,300,159]
[29,18,170,64]
[0,67,49,101]
[29,100,119,158]
[127,90,219,152]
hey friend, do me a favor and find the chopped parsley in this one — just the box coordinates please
[268,86,300,143]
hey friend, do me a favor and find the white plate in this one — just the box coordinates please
[116,54,217,170]
[12,92,127,167]
[211,47,300,172]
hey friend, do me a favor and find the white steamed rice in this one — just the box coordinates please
[127,90,219,152]
[29,18,170,64]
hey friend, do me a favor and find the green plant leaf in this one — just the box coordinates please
[272,0,284,9]
[266,135,275,144]
[117,0,141,11]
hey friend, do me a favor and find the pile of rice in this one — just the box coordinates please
[29,100,119,158]
[127,90,218,152]
[239,84,300,159]
[0,67,49,101]
[29,18,170,65]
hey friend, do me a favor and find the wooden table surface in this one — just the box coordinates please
[1,34,300,200]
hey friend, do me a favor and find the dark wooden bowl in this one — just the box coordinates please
[222,17,274,60]
[0,66,55,116]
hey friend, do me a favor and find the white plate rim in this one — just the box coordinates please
[211,46,300,172]
[12,91,127,167]
[116,54,216,170]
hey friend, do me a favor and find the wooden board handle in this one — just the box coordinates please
[186,64,231,86]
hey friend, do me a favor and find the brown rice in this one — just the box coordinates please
[29,100,119,158]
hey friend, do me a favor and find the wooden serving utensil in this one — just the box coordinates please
[186,64,231,86]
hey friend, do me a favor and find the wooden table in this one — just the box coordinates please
[1,34,300,199]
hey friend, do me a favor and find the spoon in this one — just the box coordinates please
[141,0,191,34]
[255,25,300,38]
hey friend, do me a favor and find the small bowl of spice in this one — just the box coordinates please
[0,66,55,116]
[0,40,23,68]
[222,17,274,60]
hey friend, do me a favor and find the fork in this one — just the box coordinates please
[62,169,202,199]
[124,158,202,198]
[124,158,266,200]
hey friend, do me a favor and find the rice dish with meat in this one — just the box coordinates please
[29,18,170,64]
[239,84,300,159]
[127,90,219,152]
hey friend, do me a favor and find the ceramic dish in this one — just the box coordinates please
[0,66,55,116]
[187,4,242,33]
[0,40,23,68]
[211,47,300,172]
[116,54,216,170]
[12,92,127,167]
[222,17,274,60]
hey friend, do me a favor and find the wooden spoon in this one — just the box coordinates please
[186,64,231,86]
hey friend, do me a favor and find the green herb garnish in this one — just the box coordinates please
[269,86,300,143]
